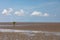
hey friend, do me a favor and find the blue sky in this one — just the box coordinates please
[0,0,60,22]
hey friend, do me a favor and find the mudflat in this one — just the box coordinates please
[0,22,60,32]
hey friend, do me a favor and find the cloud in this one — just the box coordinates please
[2,8,13,15]
[31,11,42,16]
[8,8,13,13]
[43,13,49,16]
[31,11,49,17]
[15,9,25,16]
[2,8,51,17]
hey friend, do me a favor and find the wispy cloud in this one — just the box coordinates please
[2,8,13,15]
[15,9,25,16]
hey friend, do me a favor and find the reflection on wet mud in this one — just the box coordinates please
[0,29,60,40]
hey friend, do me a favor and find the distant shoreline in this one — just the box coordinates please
[0,22,60,23]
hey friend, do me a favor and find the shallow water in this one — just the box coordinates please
[0,29,60,40]
[0,29,60,35]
